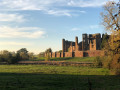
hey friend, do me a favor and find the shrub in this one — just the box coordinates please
[45,53,50,61]
[94,56,103,68]
[102,56,113,69]
[110,69,120,75]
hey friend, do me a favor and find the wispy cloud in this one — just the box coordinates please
[0,0,117,16]
[0,13,25,22]
[46,9,86,17]
[71,28,82,31]
[0,0,87,16]
[71,25,102,32]
[0,42,31,46]
[68,0,104,7]
[0,0,117,10]
[90,25,100,29]
[0,26,46,38]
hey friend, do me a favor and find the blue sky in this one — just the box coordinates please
[0,0,118,54]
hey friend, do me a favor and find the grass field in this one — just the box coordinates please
[50,57,95,62]
[35,57,96,62]
[0,65,120,90]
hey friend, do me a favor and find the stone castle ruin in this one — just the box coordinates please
[45,33,104,58]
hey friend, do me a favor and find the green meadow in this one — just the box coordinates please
[36,57,95,62]
[0,64,120,90]
[50,57,95,62]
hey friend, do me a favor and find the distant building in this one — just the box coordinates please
[45,33,104,58]
[62,33,102,52]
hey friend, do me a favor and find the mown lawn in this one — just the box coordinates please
[50,57,95,62]
[31,57,95,62]
[0,65,108,75]
[0,65,120,90]
[35,57,95,62]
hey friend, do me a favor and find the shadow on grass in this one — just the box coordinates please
[0,73,120,90]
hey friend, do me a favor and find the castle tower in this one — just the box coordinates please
[71,42,73,52]
[96,33,101,50]
[75,36,79,51]
[89,33,101,50]
[62,39,65,52]
[75,36,78,44]
[82,34,88,50]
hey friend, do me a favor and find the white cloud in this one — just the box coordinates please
[71,28,82,31]
[0,0,118,16]
[46,9,86,17]
[68,0,104,7]
[46,10,71,17]
[0,0,117,10]
[0,0,87,16]
[0,42,31,46]
[0,26,46,38]
[90,25,100,29]
[0,13,25,22]
[68,0,119,7]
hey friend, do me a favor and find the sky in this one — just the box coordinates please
[0,0,118,54]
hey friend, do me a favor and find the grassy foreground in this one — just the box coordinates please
[0,65,120,90]
[0,65,108,75]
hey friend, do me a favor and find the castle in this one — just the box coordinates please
[46,33,104,58]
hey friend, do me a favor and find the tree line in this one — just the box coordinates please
[0,48,35,64]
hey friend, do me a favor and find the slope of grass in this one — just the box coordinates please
[0,65,120,90]
[28,57,95,63]
[0,65,109,75]
[1,73,120,90]
[50,57,95,62]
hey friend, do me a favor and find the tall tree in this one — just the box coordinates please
[101,1,120,73]
[45,48,52,53]
[17,48,29,60]
[45,48,52,61]
[101,1,120,31]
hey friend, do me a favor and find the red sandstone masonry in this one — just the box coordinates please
[61,52,64,57]
[49,52,52,58]
[56,52,61,57]
[75,51,83,57]
[45,50,104,58]
[52,52,56,58]
[64,52,73,57]
[84,50,104,57]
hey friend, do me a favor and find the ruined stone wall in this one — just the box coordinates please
[78,42,82,51]
[52,52,56,58]
[51,50,104,58]
[49,52,52,58]
[75,51,83,57]
[82,34,89,50]
[89,39,96,50]
[45,53,52,57]
[68,46,73,52]
[96,34,101,50]
[64,52,74,57]
[61,52,65,57]
[56,52,61,58]
[60,33,104,58]
[89,33,102,50]
[84,50,104,57]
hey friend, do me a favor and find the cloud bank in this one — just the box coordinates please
[0,0,116,16]
[0,26,46,38]
[0,13,25,22]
